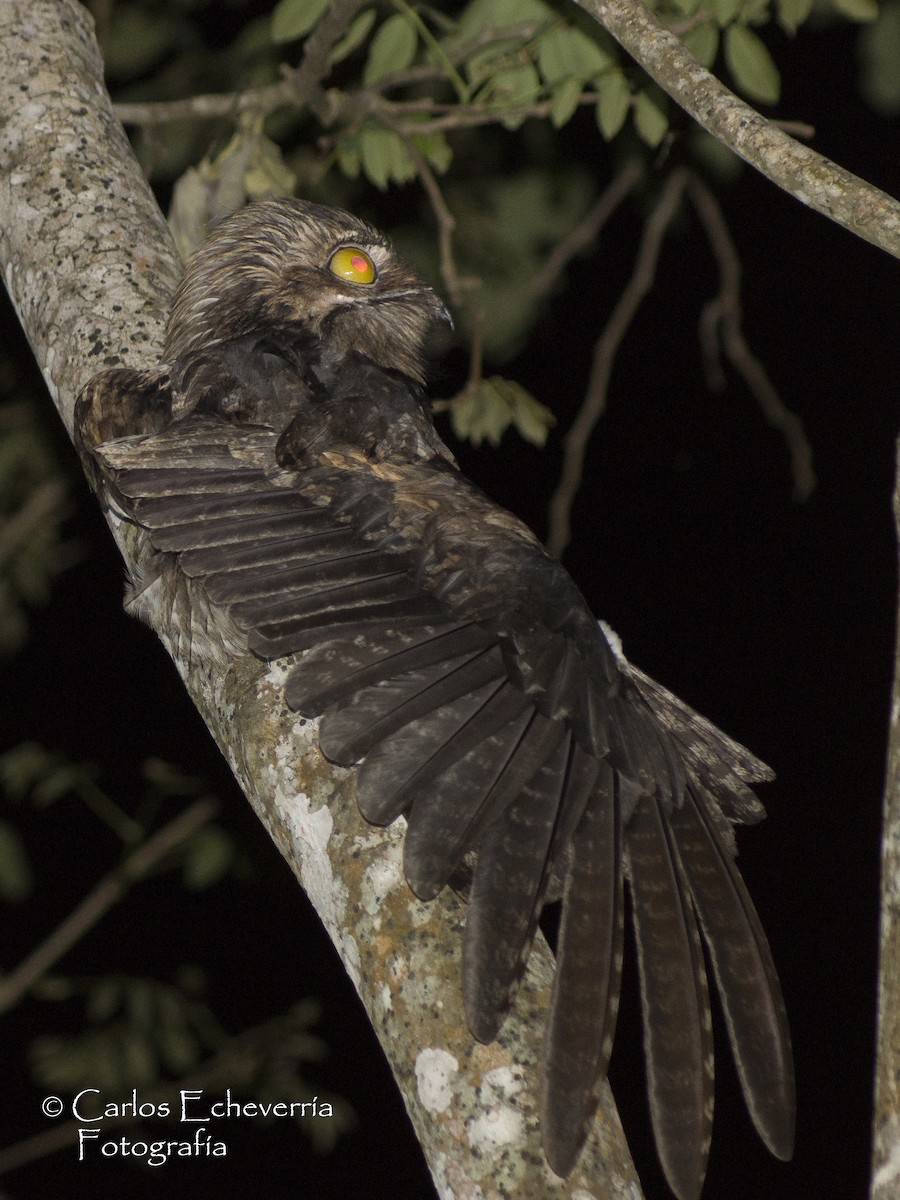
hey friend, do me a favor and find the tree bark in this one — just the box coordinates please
[0,2,641,1196]
[870,445,900,1200]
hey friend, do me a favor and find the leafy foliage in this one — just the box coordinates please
[436,376,556,447]
[87,0,881,454]
[0,746,352,1153]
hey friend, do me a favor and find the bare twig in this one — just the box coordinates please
[0,479,67,567]
[0,799,217,1017]
[687,171,816,500]
[399,132,476,306]
[526,157,645,304]
[574,0,900,260]
[115,0,369,128]
[547,168,688,559]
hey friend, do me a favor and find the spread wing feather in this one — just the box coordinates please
[626,797,714,1200]
[81,367,794,1200]
[669,784,795,1160]
[542,756,621,1176]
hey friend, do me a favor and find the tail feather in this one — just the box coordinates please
[626,795,714,1200]
[463,734,573,1041]
[671,785,795,1159]
[541,758,622,1176]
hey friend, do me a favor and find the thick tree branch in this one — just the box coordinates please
[0,2,641,1196]
[871,446,900,1200]
[575,0,900,260]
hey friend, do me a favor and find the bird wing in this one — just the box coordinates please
[78,365,794,1200]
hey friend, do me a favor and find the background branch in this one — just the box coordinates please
[575,0,900,259]
[547,167,688,559]
[0,798,217,1017]
[686,172,816,502]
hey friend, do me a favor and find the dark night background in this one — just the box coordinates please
[0,11,898,1200]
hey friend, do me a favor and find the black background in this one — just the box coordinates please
[0,14,897,1200]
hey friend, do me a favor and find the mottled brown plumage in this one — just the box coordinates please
[75,197,794,1199]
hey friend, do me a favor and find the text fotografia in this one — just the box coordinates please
[40,1089,336,1167]
[78,1129,226,1166]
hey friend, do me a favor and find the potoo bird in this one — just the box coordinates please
[75,197,794,1199]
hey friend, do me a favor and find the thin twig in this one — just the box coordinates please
[687,171,816,500]
[113,19,548,129]
[0,479,67,568]
[547,168,688,559]
[398,133,477,306]
[0,799,217,1017]
[526,157,645,304]
[115,0,369,128]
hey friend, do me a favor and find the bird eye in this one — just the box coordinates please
[329,246,376,285]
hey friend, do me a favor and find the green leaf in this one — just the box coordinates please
[480,63,542,107]
[550,76,584,127]
[682,21,720,67]
[633,85,669,147]
[330,8,377,63]
[455,0,555,40]
[412,130,453,173]
[537,24,615,85]
[363,13,418,84]
[0,820,31,901]
[776,0,813,33]
[500,379,556,446]
[596,70,631,140]
[448,377,554,447]
[724,24,780,104]
[336,137,362,178]
[359,126,416,189]
[859,2,900,112]
[712,0,744,23]
[833,0,878,19]
[244,136,297,199]
[182,826,235,890]
[271,0,330,42]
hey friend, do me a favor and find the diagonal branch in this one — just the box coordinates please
[574,0,900,260]
[0,799,217,1017]
[0,3,641,1196]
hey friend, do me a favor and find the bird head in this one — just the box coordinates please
[164,198,449,385]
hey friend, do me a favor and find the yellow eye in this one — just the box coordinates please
[329,246,376,285]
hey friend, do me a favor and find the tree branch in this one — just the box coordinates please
[0,2,642,1195]
[686,172,816,501]
[574,0,900,260]
[547,167,688,559]
[871,445,900,1199]
[0,799,217,1017]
